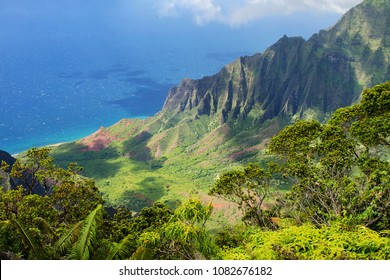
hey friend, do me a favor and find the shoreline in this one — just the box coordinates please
[8,116,151,158]
[46,141,69,148]
[12,141,70,158]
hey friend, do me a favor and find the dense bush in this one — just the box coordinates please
[219,223,390,260]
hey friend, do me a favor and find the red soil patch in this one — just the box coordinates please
[200,193,236,211]
[211,202,227,210]
[80,126,119,152]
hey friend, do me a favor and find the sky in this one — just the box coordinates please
[155,0,363,26]
[0,0,363,27]
[0,0,365,68]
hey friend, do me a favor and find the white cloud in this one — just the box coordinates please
[158,0,222,25]
[157,0,364,26]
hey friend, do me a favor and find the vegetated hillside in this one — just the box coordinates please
[2,82,389,260]
[0,150,46,195]
[52,0,390,210]
[0,150,44,194]
[0,150,16,191]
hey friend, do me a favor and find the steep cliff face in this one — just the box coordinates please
[162,0,390,127]
[0,150,16,170]
[61,0,389,163]
[0,150,17,191]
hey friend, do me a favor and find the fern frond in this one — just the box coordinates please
[70,204,103,260]
[107,235,135,260]
[130,244,152,260]
[10,219,41,259]
[54,220,83,258]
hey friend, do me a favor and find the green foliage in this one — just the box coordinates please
[107,235,137,260]
[10,147,53,195]
[214,224,249,249]
[131,231,161,260]
[130,198,218,260]
[0,148,106,259]
[174,197,213,227]
[52,221,83,257]
[352,83,390,147]
[0,186,24,220]
[209,163,279,228]
[69,204,103,260]
[268,120,322,177]
[267,82,390,229]
[0,219,42,259]
[159,198,218,260]
[132,202,173,232]
[51,178,103,224]
[220,223,390,260]
[18,195,57,227]
[107,207,134,242]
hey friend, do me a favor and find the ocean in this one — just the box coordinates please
[0,1,340,155]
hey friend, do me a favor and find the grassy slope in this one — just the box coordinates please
[50,112,287,230]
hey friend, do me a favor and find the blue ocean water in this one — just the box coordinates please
[0,1,340,155]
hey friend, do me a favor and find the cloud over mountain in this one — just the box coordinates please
[157,0,363,26]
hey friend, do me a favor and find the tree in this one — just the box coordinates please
[209,163,279,228]
[0,186,24,220]
[0,148,105,259]
[10,148,52,195]
[268,82,390,229]
[131,198,218,260]
[51,177,103,224]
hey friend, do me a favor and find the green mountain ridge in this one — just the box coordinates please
[164,0,390,121]
[52,0,390,210]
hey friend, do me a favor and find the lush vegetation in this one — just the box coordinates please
[1,82,389,260]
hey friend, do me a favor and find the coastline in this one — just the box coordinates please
[46,142,69,148]
[12,141,70,158]
[7,116,150,158]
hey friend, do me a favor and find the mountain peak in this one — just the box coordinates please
[62,0,389,164]
[160,0,389,127]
